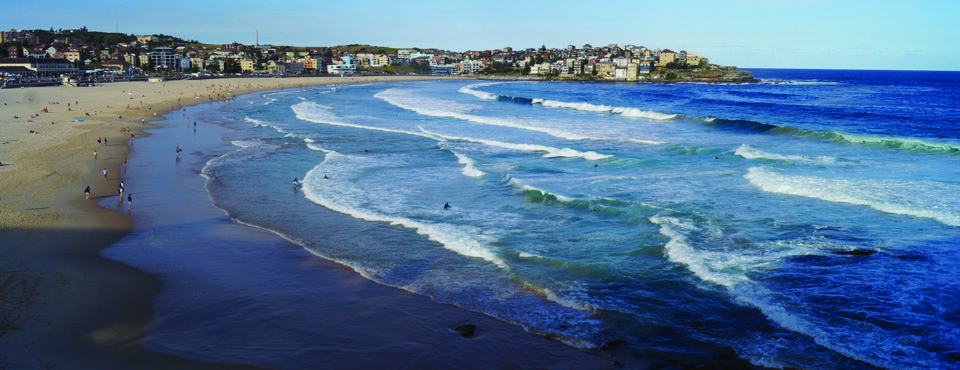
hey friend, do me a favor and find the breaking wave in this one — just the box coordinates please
[734,144,836,164]
[375,88,592,141]
[745,167,960,227]
[419,127,611,161]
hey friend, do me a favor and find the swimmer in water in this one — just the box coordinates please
[443,202,451,210]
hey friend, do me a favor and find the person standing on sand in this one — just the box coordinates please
[93,150,98,160]
[103,168,107,179]
[176,146,183,158]
[98,137,101,145]
[84,186,91,200]
[127,193,134,211]
[104,137,107,145]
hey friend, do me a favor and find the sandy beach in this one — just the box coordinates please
[0,76,612,369]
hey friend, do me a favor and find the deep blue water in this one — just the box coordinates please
[165,70,959,369]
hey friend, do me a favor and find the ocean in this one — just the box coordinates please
[106,70,960,369]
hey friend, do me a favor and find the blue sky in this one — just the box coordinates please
[4,0,959,70]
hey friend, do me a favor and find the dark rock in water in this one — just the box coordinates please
[835,249,876,256]
[943,350,960,362]
[716,348,736,360]
[601,339,626,350]
[455,324,476,338]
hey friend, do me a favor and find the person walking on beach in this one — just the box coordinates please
[84,186,91,200]
[123,158,128,170]
[93,150,98,160]
[97,137,101,145]
[176,146,182,158]
[103,168,108,179]
[104,137,107,145]
[118,181,124,196]
[127,193,134,211]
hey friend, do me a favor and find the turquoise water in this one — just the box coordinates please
[194,72,958,369]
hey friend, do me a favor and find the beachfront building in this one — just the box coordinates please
[459,60,484,75]
[0,57,78,76]
[615,68,627,80]
[431,65,456,76]
[239,59,255,72]
[376,54,390,67]
[626,63,639,81]
[597,61,616,79]
[327,64,356,75]
[285,62,304,74]
[149,47,178,70]
[266,61,286,74]
[300,57,318,70]
[657,49,676,66]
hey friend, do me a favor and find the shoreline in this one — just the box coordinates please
[0,76,437,368]
[0,76,612,369]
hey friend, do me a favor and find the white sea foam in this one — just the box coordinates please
[522,282,600,313]
[263,94,279,105]
[627,138,667,145]
[833,132,960,154]
[458,82,503,100]
[745,167,960,227]
[649,215,942,369]
[230,140,259,149]
[438,144,485,178]
[306,143,333,153]
[530,98,678,120]
[292,102,434,139]
[758,79,841,86]
[420,127,611,161]
[244,116,291,135]
[375,88,592,141]
[301,153,505,267]
[506,177,575,203]
[735,144,836,164]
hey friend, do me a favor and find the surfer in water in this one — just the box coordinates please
[443,202,451,210]
[293,177,300,187]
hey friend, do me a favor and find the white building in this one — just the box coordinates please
[0,57,78,76]
[327,64,356,75]
[149,47,178,70]
[612,57,631,68]
[459,60,484,75]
